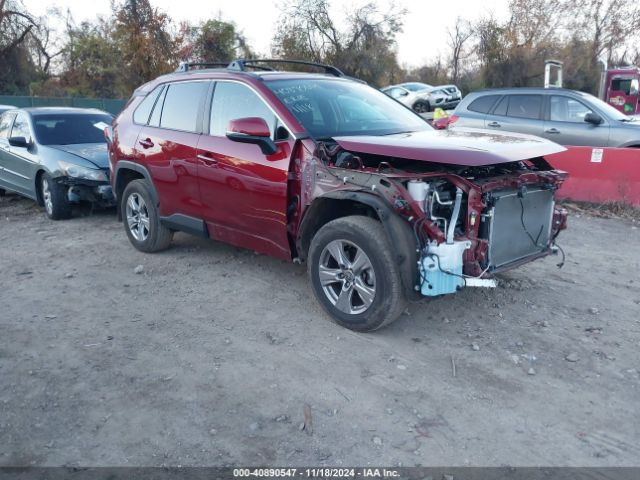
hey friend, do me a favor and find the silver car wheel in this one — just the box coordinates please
[41,178,53,215]
[126,193,150,242]
[319,239,376,315]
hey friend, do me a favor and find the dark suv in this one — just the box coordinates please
[109,59,569,332]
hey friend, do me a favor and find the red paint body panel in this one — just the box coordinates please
[334,128,566,166]
[227,117,271,137]
[196,134,293,259]
[547,146,640,205]
[136,126,202,218]
[605,67,640,115]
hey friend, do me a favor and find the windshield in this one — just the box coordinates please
[579,93,632,121]
[266,79,430,138]
[33,113,113,145]
[402,82,433,92]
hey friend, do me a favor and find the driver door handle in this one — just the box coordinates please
[487,121,501,128]
[545,128,560,134]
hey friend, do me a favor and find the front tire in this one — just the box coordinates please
[41,173,71,220]
[121,179,173,252]
[308,216,406,332]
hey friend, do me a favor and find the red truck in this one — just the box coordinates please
[604,67,640,115]
[108,59,568,331]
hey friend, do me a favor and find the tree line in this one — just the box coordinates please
[1,0,639,100]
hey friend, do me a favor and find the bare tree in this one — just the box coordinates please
[447,17,473,83]
[0,0,36,55]
[272,0,406,85]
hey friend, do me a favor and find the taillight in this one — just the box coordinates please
[448,115,459,124]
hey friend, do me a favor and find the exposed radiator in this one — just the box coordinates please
[485,188,555,269]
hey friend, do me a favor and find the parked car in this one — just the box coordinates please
[109,59,568,332]
[0,107,115,218]
[452,87,640,147]
[381,84,434,113]
[382,82,462,113]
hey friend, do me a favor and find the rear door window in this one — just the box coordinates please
[160,81,208,132]
[492,96,508,116]
[506,95,542,120]
[468,95,500,114]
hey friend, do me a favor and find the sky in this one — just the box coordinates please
[27,0,510,67]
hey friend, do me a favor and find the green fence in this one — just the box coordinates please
[0,96,127,115]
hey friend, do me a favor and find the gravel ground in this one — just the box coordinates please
[0,192,639,467]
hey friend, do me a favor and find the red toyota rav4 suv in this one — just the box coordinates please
[109,59,568,331]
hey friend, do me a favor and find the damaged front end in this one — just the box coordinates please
[295,139,568,299]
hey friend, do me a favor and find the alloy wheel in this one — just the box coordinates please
[126,193,150,241]
[41,178,53,215]
[318,239,376,315]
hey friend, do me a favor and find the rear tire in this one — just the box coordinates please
[41,173,72,220]
[121,179,173,252]
[308,216,406,332]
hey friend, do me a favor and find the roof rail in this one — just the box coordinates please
[176,62,230,72]
[228,59,345,77]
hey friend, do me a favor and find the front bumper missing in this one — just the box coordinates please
[56,177,115,207]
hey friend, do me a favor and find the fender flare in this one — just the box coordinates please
[114,160,159,206]
[298,190,421,299]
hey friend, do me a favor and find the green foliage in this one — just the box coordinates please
[112,0,179,95]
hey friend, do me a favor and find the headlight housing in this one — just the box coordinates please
[58,161,108,182]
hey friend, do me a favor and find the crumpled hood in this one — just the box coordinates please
[333,128,566,166]
[48,143,108,169]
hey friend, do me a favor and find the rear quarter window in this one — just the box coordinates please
[467,95,500,114]
[133,86,163,125]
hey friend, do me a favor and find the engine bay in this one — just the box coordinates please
[307,141,569,296]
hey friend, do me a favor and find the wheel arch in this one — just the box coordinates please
[297,191,420,298]
[114,161,158,219]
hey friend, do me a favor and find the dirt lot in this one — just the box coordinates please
[0,193,639,467]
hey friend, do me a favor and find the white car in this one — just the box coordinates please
[382,82,462,113]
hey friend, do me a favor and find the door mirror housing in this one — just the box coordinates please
[226,117,277,155]
[8,136,29,148]
[584,112,603,125]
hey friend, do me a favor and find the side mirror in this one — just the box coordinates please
[226,117,277,155]
[8,136,29,148]
[399,90,409,97]
[584,112,603,125]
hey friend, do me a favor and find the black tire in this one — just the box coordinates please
[308,216,406,332]
[121,179,173,252]
[413,101,431,113]
[41,173,72,220]
[0,188,5,197]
